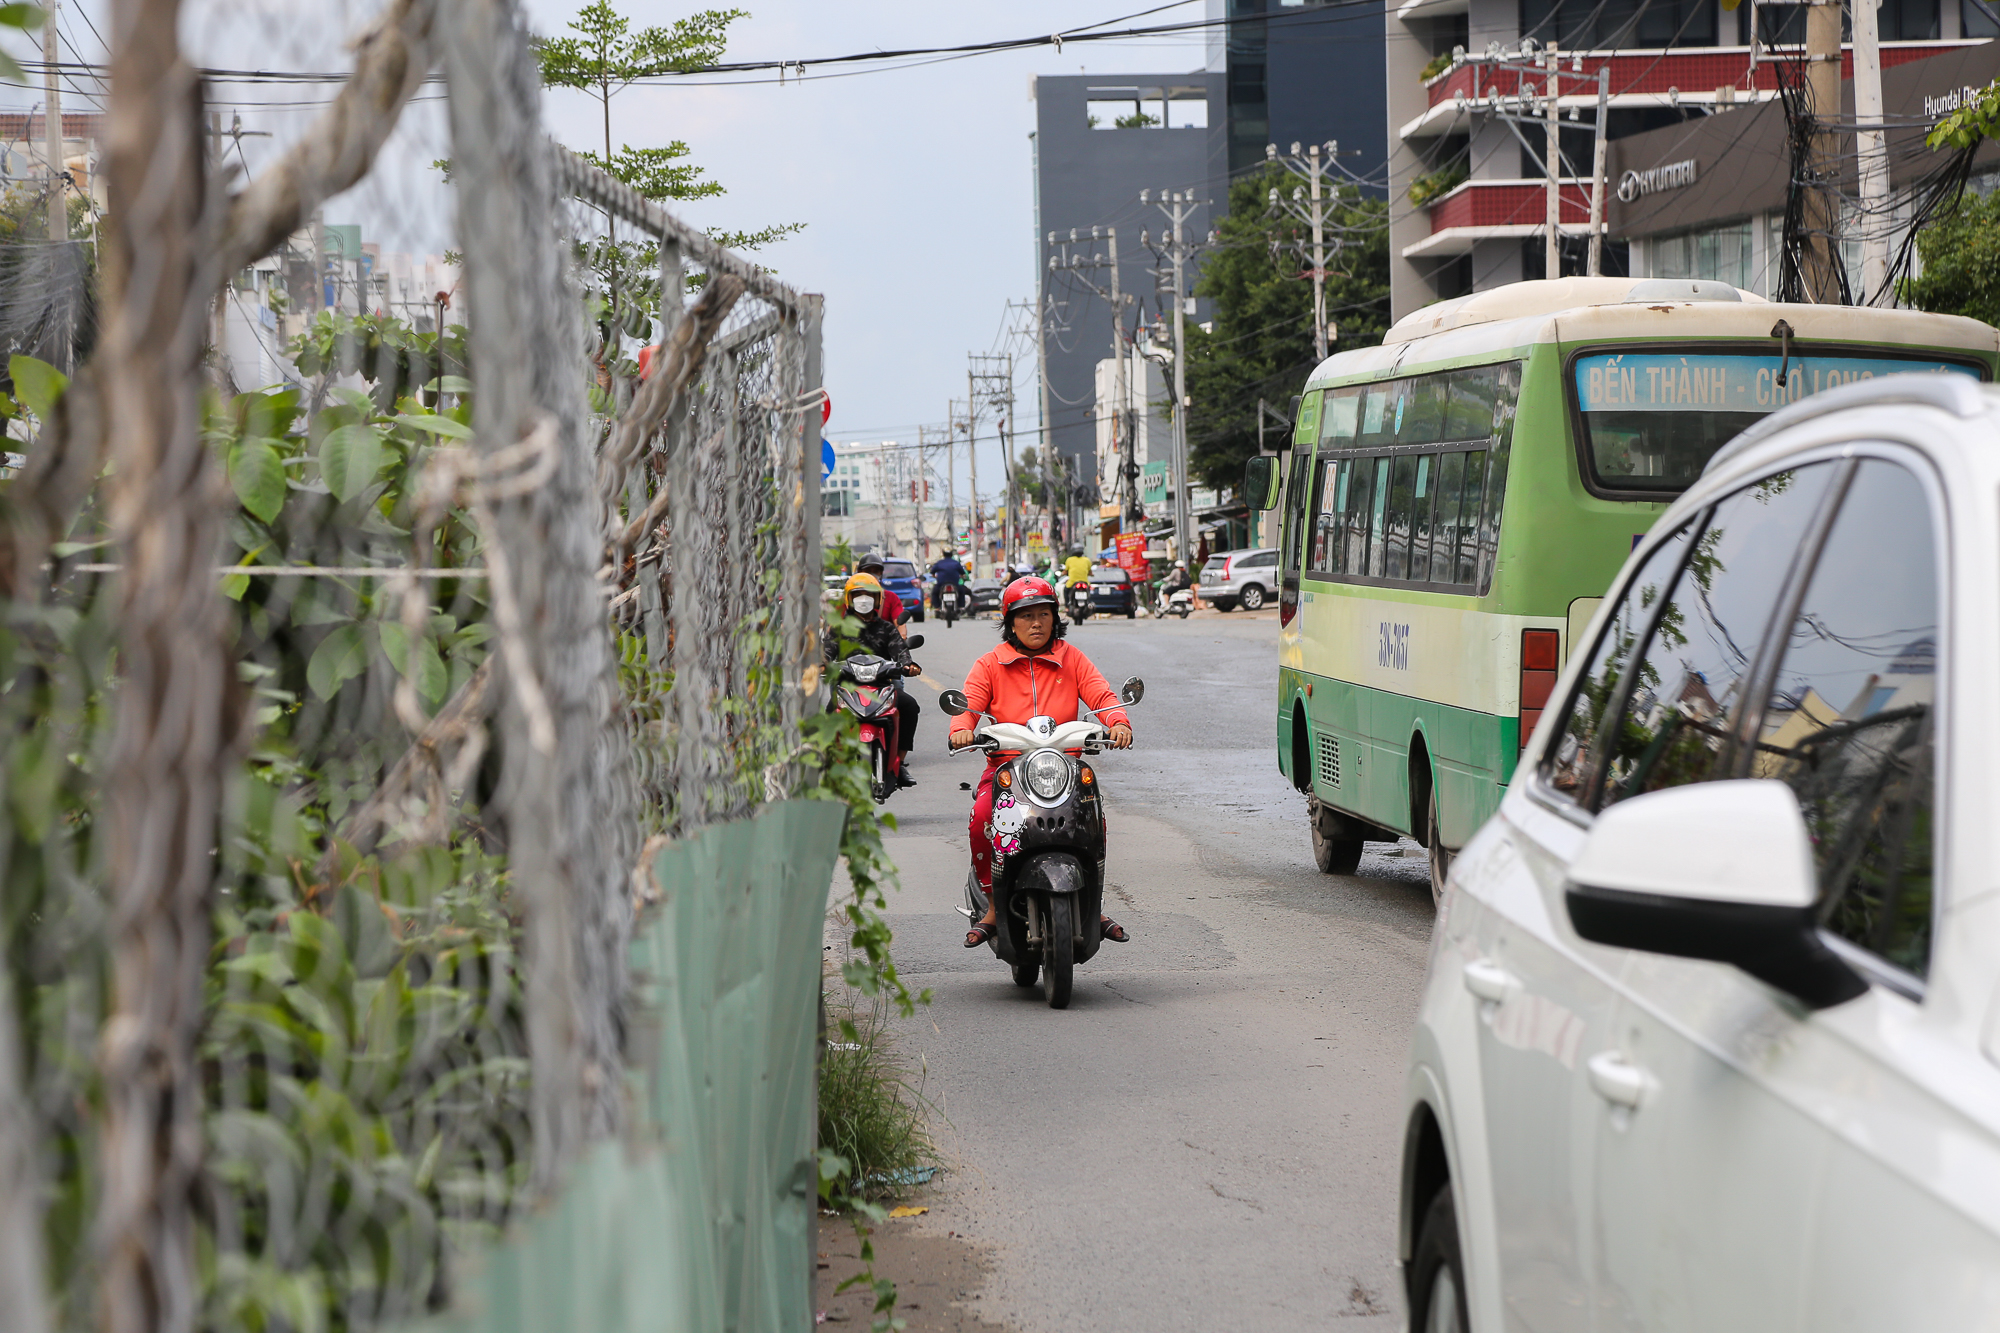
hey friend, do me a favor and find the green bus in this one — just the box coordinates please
[1246,277,2000,902]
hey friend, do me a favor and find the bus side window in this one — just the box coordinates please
[1384,454,1420,579]
[1309,458,1341,570]
[1474,366,1520,594]
[1366,457,1393,577]
[1337,454,1370,573]
[1430,451,1467,585]
[1283,444,1313,574]
[1411,454,1435,583]
[1456,451,1487,585]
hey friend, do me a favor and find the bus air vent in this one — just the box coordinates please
[1316,733,1342,789]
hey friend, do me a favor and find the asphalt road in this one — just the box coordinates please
[827,605,1436,1333]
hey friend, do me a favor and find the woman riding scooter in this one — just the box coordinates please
[950,576,1134,947]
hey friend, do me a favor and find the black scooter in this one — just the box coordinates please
[938,677,1144,1009]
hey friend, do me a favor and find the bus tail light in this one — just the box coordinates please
[1519,629,1560,749]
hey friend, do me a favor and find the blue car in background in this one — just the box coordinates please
[878,557,924,623]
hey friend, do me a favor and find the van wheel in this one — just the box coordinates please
[1427,787,1452,910]
[1409,1184,1468,1333]
[1308,795,1363,875]
[1240,584,1266,611]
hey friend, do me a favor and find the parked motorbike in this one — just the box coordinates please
[1065,579,1093,626]
[938,676,1144,1009]
[1154,584,1193,620]
[833,634,922,803]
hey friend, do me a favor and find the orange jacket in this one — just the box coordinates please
[949,639,1130,750]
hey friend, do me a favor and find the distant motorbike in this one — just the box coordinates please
[1154,584,1193,620]
[1065,579,1093,626]
[939,676,1144,1009]
[938,584,967,628]
[833,634,923,803]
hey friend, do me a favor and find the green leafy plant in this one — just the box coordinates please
[536,2,744,201]
[1898,186,2000,327]
[1419,51,1455,82]
[1407,165,1469,208]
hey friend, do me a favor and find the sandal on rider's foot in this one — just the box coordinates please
[965,920,1000,949]
[1100,917,1130,943]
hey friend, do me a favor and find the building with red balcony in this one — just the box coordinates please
[1386,0,1991,319]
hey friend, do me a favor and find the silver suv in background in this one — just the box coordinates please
[1198,547,1278,611]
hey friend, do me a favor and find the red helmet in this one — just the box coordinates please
[1001,576,1059,624]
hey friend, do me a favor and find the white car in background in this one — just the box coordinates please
[1197,546,1278,611]
[1399,374,2000,1332]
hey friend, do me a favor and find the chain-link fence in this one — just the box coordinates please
[0,1,825,1329]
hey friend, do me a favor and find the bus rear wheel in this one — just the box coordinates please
[1308,795,1363,875]
[1427,787,1451,908]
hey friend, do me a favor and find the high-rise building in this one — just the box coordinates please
[1384,0,1985,320]
[1216,0,1389,187]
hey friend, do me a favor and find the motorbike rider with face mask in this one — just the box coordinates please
[949,576,1133,947]
[826,573,922,787]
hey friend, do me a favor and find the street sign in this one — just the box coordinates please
[821,438,835,479]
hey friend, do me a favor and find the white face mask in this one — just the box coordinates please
[851,595,876,615]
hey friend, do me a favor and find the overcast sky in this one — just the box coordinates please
[5,0,1220,500]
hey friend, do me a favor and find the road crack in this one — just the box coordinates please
[1206,1180,1265,1212]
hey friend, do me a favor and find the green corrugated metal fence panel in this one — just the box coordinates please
[401,797,845,1333]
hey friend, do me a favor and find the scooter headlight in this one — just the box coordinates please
[1023,750,1070,801]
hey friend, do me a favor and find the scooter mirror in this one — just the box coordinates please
[1119,676,1145,705]
[938,689,970,716]
[906,634,926,650]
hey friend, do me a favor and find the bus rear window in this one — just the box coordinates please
[1573,351,1980,496]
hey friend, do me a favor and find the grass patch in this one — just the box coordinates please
[819,983,939,1201]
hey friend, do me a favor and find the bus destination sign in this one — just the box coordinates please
[1574,352,1978,414]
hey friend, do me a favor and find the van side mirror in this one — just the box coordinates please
[1244,455,1281,511]
[1118,677,1145,705]
[1564,780,1865,1009]
[938,689,969,716]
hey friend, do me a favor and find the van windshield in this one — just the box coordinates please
[1572,351,1980,496]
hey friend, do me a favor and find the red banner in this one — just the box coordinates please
[1115,532,1149,579]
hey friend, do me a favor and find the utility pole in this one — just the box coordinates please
[1268,140,1349,361]
[1587,66,1610,276]
[1854,0,1891,303]
[1545,44,1561,278]
[1801,0,1845,301]
[963,376,982,575]
[1144,190,1208,567]
[43,2,61,247]
[969,353,1018,566]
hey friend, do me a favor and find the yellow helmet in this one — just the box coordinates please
[841,573,884,616]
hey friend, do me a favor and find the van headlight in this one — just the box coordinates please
[1023,750,1070,801]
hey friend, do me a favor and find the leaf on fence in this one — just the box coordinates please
[307,623,371,700]
[319,422,385,502]
[379,621,449,706]
[229,438,288,522]
[8,353,66,423]
[392,411,472,439]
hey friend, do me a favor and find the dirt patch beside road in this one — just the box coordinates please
[816,1201,1016,1332]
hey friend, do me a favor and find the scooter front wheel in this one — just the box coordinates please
[1044,896,1074,1009]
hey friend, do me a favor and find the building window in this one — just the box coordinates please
[1522,0,1717,48]
[1650,220,1753,290]
[1752,0,1936,42]
[1965,0,1998,36]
